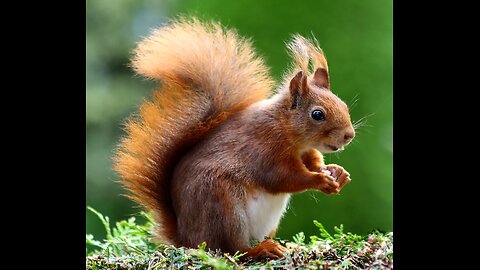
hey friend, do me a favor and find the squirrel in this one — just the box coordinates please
[114,17,355,259]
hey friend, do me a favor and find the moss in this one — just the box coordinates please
[86,207,393,269]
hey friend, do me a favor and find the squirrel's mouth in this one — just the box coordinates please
[327,144,341,151]
[314,144,345,153]
[323,144,344,153]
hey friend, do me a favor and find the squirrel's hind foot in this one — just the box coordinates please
[243,239,287,260]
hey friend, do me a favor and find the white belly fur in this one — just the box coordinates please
[246,190,291,240]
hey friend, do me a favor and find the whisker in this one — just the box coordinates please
[349,93,360,111]
[352,113,375,132]
[353,112,375,124]
[353,122,373,131]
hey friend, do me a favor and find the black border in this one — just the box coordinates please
[10,0,468,268]
[8,1,86,267]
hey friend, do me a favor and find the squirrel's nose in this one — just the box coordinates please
[343,130,355,143]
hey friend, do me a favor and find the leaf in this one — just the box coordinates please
[340,258,352,267]
[313,220,334,240]
[333,224,345,240]
[86,234,105,250]
[198,241,207,251]
[293,232,305,244]
[87,206,112,240]
[334,224,344,235]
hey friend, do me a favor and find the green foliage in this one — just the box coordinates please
[86,207,161,258]
[86,209,393,269]
[292,232,305,245]
[312,220,334,241]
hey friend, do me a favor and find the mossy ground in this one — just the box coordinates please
[86,207,393,269]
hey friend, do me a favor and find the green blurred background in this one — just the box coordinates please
[87,0,392,243]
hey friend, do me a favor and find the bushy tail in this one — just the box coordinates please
[113,17,274,244]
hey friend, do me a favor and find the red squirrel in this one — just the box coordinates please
[114,17,355,259]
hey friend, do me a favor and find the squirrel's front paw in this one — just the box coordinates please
[313,172,340,195]
[322,164,351,191]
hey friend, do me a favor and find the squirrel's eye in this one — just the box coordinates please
[311,110,325,121]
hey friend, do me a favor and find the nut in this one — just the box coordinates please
[320,167,338,181]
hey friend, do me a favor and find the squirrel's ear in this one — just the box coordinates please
[289,71,309,109]
[289,71,309,95]
[289,71,303,93]
[312,68,330,90]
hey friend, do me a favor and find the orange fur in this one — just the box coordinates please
[114,17,274,244]
[114,16,355,257]
[284,34,329,88]
[301,148,325,172]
